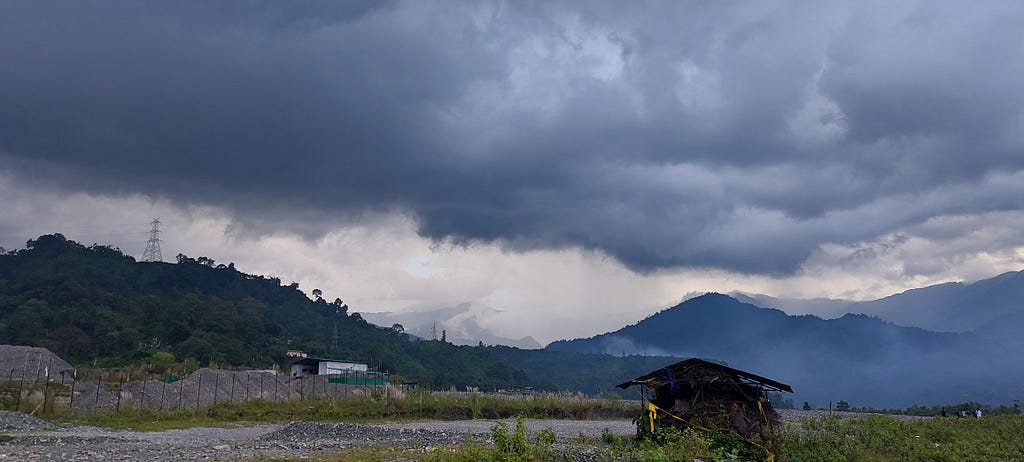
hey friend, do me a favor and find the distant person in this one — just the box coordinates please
[960,410,967,418]
[975,409,982,418]
[940,408,947,417]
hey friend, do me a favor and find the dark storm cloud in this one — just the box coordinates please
[3,0,1024,274]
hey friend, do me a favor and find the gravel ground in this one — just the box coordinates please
[0,412,635,461]
[0,409,922,461]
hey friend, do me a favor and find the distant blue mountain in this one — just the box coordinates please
[738,269,1024,348]
[547,293,1023,408]
[851,270,1024,337]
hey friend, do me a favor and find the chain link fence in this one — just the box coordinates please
[0,345,391,415]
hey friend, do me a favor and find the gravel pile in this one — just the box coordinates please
[0,345,73,382]
[0,411,57,432]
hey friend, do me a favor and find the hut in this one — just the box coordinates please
[617,358,793,439]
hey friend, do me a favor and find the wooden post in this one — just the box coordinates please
[94,372,101,412]
[159,375,167,412]
[139,373,147,410]
[42,357,53,415]
[177,371,184,411]
[196,371,203,410]
[69,369,76,409]
[116,373,124,414]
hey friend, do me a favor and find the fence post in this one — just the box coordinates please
[160,374,167,412]
[69,368,77,410]
[116,373,124,414]
[177,371,184,411]
[213,372,219,406]
[139,373,147,410]
[245,372,250,402]
[16,358,27,411]
[196,371,203,410]
[41,358,53,416]
[230,374,236,403]
[94,372,101,413]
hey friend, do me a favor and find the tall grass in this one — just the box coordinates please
[56,390,635,430]
[777,414,1024,462]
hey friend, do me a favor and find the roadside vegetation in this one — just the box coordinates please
[246,413,1024,462]
[48,390,634,431]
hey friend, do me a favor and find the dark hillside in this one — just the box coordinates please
[0,234,526,389]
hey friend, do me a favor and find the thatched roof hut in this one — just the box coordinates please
[618,358,792,438]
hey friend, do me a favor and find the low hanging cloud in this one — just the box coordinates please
[3,1,1024,276]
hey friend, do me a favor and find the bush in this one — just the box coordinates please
[487,416,556,462]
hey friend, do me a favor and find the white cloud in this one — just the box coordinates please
[4,171,1023,343]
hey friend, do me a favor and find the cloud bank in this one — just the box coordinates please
[3,1,1024,279]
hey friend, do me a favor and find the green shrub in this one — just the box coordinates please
[487,416,557,462]
[777,414,1024,462]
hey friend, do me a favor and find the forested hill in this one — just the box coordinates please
[0,234,532,389]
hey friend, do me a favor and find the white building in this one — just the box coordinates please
[289,356,368,378]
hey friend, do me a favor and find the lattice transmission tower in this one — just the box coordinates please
[141,218,163,262]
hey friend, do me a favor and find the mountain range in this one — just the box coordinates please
[734,269,1024,349]
[547,292,1024,408]
[3,234,1023,408]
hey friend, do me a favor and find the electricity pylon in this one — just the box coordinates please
[141,218,163,262]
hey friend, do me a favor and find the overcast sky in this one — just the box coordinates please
[3,1,1024,344]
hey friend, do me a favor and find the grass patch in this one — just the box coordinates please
[51,391,635,430]
[777,414,1024,462]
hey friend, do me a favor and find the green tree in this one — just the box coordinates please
[151,351,176,371]
[332,298,348,316]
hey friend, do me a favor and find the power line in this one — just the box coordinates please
[0,221,154,230]
[51,231,150,239]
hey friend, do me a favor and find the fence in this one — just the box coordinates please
[0,365,393,416]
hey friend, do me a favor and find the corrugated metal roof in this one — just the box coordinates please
[290,357,366,366]
[616,357,793,393]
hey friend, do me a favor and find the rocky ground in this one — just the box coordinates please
[0,409,923,461]
[0,410,635,461]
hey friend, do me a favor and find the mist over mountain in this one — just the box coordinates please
[730,293,855,319]
[361,305,542,349]
[547,293,1024,408]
